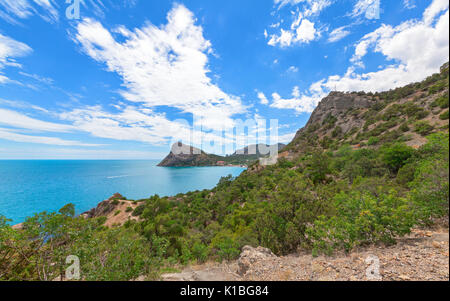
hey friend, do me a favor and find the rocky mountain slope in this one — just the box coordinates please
[283,62,449,156]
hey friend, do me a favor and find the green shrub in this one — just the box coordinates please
[431,93,449,109]
[367,136,380,146]
[414,121,434,136]
[307,191,415,254]
[428,81,447,95]
[381,143,415,173]
[399,123,410,132]
[440,110,449,120]
[132,204,145,217]
[126,207,133,213]
[331,126,343,138]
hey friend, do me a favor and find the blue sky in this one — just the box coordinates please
[0,0,448,159]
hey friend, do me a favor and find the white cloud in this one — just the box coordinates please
[328,26,351,43]
[0,108,74,132]
[287,66,299,73]
[0,127,100,146]
[278,0,450,114]
[267,0,330,47]
[0,33,32,83]
[73,4,246,131]
[403,0,416,10]
[59,105,193,145]
[268,19,318,47]
[257,91,269,105]
[0,98,49,113]
[423,0,448,25]
[267,84,326,114]
[277,131,297,143]
[350,0,380,20]
[0,0,59,24]
[330,1,449,92]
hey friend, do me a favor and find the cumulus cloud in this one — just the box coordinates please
[331,0,449,92]
[267,0,331,47]
[73,4,245,131]
[257,91,269,105]
[275,0,449,115]
[259,83,326,114]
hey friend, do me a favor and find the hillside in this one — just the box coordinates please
[158,142,285,167]
[284,62,449,155]
[1,63,448,281]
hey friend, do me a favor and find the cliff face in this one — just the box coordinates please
[293,92,377,142]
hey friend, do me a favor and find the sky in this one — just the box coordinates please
[0,0,448,159]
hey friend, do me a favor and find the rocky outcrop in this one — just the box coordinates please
[237,246,276,276]
[306,92,375,127]
[157,142,222,167]
[81,193,125,219]
[81,193,140,227]
[293,92,377,142]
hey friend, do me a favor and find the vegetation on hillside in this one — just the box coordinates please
[1,63,448,281]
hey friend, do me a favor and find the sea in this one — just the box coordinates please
[0,160,246,224]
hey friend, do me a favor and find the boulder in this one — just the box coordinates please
[238,246,276,276]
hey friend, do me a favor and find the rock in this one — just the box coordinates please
[238,246,276,276]
[161,272,199,281]
[12,223,24,230]
[432,233,449,242]
[399,275,411,281]
[432,241,442,249]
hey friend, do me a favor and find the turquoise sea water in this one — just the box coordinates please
[0,160,245,224]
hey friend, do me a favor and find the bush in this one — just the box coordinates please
[132,204,145,217]
[440,110,449,120]
[381,143,415,173]
[331,126,343,138]
[414,121,434,136]
[409,133,449,224]
[367,136,380,146]
[307,191,415,254]
[126,207,133,213]
[399,123,410,132]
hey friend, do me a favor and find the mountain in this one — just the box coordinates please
[158,142,286,167]
[157,142,224,167]
[282,62,449,156]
